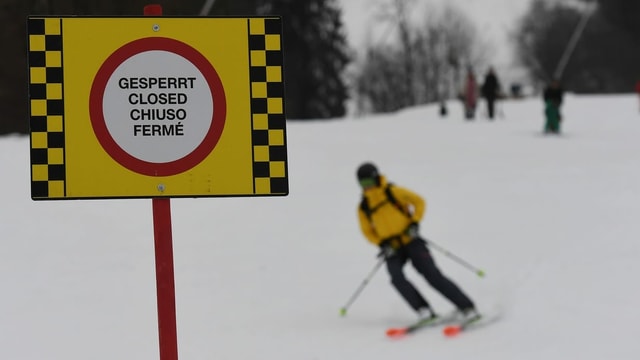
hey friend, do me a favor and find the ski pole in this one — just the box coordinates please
[425,239,486,278]
[339,257,386,316]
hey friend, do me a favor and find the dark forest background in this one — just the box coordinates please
[1,0,350,134]
[515,0,640,93]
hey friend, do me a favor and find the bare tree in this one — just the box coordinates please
[353,2,486,114]
[373,0,418,106]
[415,5,486,103]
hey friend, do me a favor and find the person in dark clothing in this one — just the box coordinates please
[356,162,479,322]
[543,80,564,134]
[481,67,501,119]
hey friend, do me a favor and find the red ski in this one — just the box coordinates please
[386,313,457,338]
[443,313,500,337]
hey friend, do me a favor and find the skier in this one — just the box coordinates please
[481,67,501,120]
[355,162,479,322]
[543,79,564,134]
[460,68,478,120]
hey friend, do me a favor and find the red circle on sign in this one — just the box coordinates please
[89,37,226,176]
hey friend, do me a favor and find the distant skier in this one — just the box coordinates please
[481,67,502,120]
[460,68,478,120]
[355,162,479,323]
[543,79,564,134]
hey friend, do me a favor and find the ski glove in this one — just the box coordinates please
[405,222,419,239]
[377,241,396,259]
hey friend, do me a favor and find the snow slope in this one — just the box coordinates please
[2,94,640,359]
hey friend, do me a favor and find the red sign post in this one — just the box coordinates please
[152,196,177,360]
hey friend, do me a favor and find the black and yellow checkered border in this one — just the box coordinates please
[28,17,66,199]
[26,17,287,198]
[248,18,288,195]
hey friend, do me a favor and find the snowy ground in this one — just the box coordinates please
[2,94,640,359]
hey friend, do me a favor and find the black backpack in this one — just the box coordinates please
[360,183,409,220]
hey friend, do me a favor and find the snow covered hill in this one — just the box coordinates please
[2,94,640,359]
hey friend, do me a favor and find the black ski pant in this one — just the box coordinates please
[486,97,497,119]
[385,238,475,313]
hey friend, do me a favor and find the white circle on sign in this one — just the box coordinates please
[102,50,214,163]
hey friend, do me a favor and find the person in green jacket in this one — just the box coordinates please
[543,80,564,134]
[356,162,479,322]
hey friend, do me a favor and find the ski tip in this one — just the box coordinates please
[339,308,347,317]
[443,325,462,337]
[386,327,407,338]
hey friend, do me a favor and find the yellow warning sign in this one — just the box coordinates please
[27,17,288,199]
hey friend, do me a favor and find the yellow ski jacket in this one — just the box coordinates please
[357,176,426,248]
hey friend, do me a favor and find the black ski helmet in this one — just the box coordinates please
[356,162,379,181]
